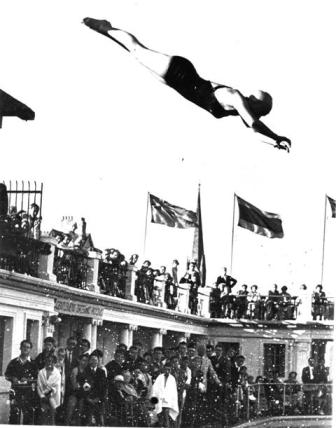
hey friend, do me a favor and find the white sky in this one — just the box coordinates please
[1,0,336,294]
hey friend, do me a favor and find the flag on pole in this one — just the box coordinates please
[327,195,336,218]
[236,195,284,238]
[149,193,198,229]
[192,185,206,286]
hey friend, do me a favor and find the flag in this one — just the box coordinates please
[192,186,206,286]
[236,195,284,238]
[149,193,198,229]
[327,195,336,218]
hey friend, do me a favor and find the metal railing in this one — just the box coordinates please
[98,260,127,298]
[233,382,333,424]
[3,181,43,239]
[7,382,38,425]
[0,234,50,278]
[53,247,89,289]
[210,294,334,321]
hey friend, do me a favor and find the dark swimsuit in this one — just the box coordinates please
[163,56,238,119]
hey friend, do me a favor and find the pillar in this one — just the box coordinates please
[125,265,138,301]
[38,238,57,281]
[294,341,311,379]
[176,283,190,314]
[86,254,100,293]
[287,340,295,378]
[152,329,167,349]
[177,332,191,343]
[197,286,211,317]
[88,319,102,351]
[83,321,92,344]
[120,324,138,348]
[41,312,57,341]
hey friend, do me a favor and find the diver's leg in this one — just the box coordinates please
[83,18,171,83]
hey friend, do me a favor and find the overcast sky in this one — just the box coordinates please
[1,0,335,294]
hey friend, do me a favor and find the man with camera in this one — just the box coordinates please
[5,340,38,424]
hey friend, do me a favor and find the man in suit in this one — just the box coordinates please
[216,267,237,293]
[210,344,232,425]
[124,345,142,373]
[106,349,126,395]
[211,344,232,387]
[86,354,107,425]
[231,355,246,390]
[302,358,320,414]
[64,337,78,379]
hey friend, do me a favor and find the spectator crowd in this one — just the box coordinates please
[0,207,333,322]
[210,270,332,322]
[5,336,332,427]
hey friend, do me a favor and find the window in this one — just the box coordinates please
[0,316,13,375]
[26,319,39,358]
[264,343,286,377]
[311,339,333,364]
[217,342,240,356]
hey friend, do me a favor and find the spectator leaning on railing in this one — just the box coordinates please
[295,284,312,321]
[302,357,329,416]
[312,284,327,320]
[180,259,201,315]
[221,285,235,319]
[216,267,237,292]
[236,284,249,318]
[265,284,280,320]
[247,285,261,319]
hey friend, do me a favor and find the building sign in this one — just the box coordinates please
[55,298,104,319]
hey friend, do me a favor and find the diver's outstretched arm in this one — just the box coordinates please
[226,90,291,150]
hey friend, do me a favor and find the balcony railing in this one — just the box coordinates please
[98,260,127,298]
[53,247,89,290]
[0,228,334,322]
[233,382,332,424]
[210,294,334,321]
[0,220,50,278]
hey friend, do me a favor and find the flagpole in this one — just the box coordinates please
[321,194,327,285]
[143,192,150,257]
[230,193,236,274]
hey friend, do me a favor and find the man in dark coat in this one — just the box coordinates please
[86,354,107,425]
[302,357,323,415]
[35,336,57,370]
[5,340,38,424]
[216,267,237,292]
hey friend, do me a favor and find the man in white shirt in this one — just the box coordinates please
[152,362,179,427]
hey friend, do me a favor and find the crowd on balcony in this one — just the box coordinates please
[0,208,333,321]
[5,336,332,427]
[0,202,49,277]
[0,202,41,239]
[210,271,333,322]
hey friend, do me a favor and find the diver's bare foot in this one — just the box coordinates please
[83,18,113,35]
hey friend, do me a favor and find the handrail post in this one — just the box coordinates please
[247,385,250,421]
[257,383,261,415]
